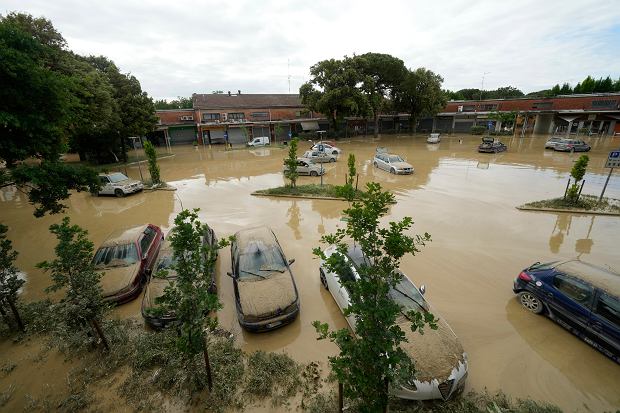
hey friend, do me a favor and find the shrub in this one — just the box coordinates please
[470,125,487,135]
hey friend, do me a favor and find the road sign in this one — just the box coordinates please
[605,151,620,168]
[487,121,493,130]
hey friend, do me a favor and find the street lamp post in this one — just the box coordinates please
[317,130,327,186]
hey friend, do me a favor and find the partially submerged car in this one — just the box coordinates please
[302,150,337,163]
[93,224,163,304]
[96,172,144,197]
[553,139,591,152]
[427,133,441,144]
[513,260,619,363]
[283,158,325,176]
[373,148,413,174]
[319,243,468,400]
[544,136,567,149]
[229,226,300,332]
[311,143,342,155]
[478,137,507,153]
[141,225,218,329]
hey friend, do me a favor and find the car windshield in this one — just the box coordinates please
[93,243,139,268]
[238,240,287,279]
[389,276,428,313]
[388,155,403,163]
[108,173,129,183]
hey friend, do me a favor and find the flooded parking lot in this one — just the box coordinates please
[2,134,620,412]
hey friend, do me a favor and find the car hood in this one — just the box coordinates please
[237,271,297,318]
[399,315,466,383]
[100,263,140,297]
[143,276,175,311]
[392,161,413,169]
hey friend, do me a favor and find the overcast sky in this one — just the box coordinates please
[4,0,620,100]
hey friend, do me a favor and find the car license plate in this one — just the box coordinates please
[266,321,282,329]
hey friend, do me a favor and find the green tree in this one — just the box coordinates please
[336,153,358,203]
[0,224,25,331]
[0,14,100,217]
[353,53,407,137]
[37,217,109,350]
[489,111,517,129]
[284,138,299,188]
[566,155,589,203]
[300,57,370,131]
[393,68,446,134]
[155,209,228,391]
[143,140,161,185]
[313,182,436,412]
[154,96,192,109]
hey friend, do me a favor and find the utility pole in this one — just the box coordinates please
[288,59,291,94]
[480,72,490,101]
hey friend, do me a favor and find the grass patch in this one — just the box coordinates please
[522,195,620,213]
[255,184,365,200]
[244,350,302,406]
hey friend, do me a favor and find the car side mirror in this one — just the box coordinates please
[419,284,426,295]
[226,271,235,278]
[288,258,295,265]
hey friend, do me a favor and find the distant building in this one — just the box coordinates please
[151,92,620,145]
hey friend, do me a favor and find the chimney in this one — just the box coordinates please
[227,91,231,96]
[238,90,241,95]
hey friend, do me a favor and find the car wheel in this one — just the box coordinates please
[329,158,336,163]
[332,150,338,155]
[319,268,328,290]
[390,168,396,174]
[373,161,378,168]
[518,292,544,314]
[310,171,318,177]
[114,189,125,198]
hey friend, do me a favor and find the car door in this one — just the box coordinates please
[99,176,113,195]
[547,273,594,332]
[376,154,386,171]
[298,160,309,175]
[328,262,357,328]
[590,290,620,356]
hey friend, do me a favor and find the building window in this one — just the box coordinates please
[462,105,476,112]
[228,112,245,120]
[251,112,269,119]
[532,102,553,109]
[202,113,220,121]
[480,104,497,111]
[592,100,617,109]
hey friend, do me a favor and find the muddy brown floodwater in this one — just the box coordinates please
[1,135,620,412]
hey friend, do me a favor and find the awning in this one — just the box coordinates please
[558,115,580,123]
[301,121,319,131]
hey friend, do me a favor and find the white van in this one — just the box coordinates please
[247,136,270,147]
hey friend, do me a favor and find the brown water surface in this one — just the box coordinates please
[1,135,619,412]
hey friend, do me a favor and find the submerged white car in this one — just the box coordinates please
[96,173,144,197]
[319,243,468,401]
[373,148,413,174]
[311,143,342,155]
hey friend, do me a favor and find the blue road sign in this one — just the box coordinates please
[288,131,292,138]
[605,151,620,168]
[487,121,493,129]
[224,131,229,140]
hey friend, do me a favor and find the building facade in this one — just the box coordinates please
[152,92,620,145]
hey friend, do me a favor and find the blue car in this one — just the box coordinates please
[513,260,619,363]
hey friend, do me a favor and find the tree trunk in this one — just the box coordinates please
[382,377,389,413]
[202,334,213,391]
[410,115,418,134]
[91,319,109,351]
[338,382,343,413]
[374,113,379,138]
[0,303,14,330]
[7,299,24,332]
[120,136,128,163]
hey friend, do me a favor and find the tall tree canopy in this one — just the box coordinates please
[300,57,370,131]
[393,68,447,133]
[154,96,193,110]
[0,12,157,216]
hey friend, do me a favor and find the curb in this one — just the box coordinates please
[251,192,349,201]
[516,206,620,216]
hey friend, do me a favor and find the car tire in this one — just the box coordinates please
[373,161,378,168]
[319,268,328,290]
[518,292,544,314]
[114,189,125,198]
[390,168,396,174]
[329,158,335,163]
[332,150,338,155]
[310,171,318,177]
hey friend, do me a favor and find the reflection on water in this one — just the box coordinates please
[2,135,620,412]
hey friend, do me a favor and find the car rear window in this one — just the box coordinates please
[93,243,139,268]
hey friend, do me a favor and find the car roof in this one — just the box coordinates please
[102,224,149,246]
[234,226,278,250]
[555,260,620,296]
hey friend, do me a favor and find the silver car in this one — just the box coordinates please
[544,137,567,149]
[283,158,325,176]
[96,173,144,197]
[373,150,413,174]
[302,150,337,163]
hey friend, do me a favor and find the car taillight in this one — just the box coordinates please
[518,271,532,282]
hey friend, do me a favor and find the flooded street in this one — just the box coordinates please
[2,134,620,412]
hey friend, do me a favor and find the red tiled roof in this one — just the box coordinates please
[192,93,303,109]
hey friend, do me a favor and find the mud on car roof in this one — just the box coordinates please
[555,260,620,296]
[102,224,149,246]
